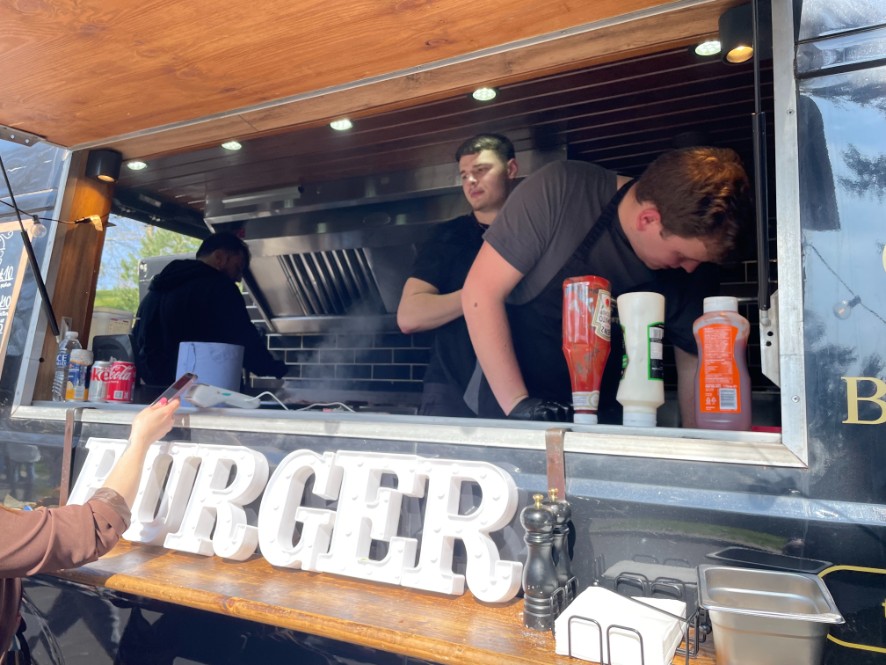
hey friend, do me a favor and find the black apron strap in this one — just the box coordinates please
[477,179,635,416]
[563,176,634,274]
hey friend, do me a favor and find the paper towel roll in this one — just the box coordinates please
[176,341,244,391]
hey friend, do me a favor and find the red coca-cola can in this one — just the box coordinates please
[105,360,136,403]
[562,275,612,425]
[88,360,112,403]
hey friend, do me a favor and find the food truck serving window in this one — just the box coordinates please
[4,0,826,470]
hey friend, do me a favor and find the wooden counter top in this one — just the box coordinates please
[50,541,716,665]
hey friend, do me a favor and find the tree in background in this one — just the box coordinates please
[95,220,200,313]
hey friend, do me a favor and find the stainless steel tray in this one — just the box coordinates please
[698,564,843,623]
[697,565,844,665]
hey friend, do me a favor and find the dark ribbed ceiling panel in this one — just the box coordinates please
[115,47,773,214]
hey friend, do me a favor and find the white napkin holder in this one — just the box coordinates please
[554,586,686,665]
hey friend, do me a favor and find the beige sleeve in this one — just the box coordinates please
[0,488,130,578]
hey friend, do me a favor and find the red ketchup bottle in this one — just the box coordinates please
[693,296,752,430]
[562,275,612,424]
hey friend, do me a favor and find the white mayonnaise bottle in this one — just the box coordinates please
[616,292,666,427]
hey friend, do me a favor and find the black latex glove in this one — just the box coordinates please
[507,396,573,422]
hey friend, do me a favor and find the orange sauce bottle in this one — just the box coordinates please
[693,296,752,430]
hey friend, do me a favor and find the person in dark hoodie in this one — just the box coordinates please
[132,232,286,390]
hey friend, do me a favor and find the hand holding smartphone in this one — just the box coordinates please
[152,372,198,405]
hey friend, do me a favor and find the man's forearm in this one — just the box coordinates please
[398,289,464,334]
[462,292,528,414]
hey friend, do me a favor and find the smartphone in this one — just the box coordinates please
[152,372,198,405]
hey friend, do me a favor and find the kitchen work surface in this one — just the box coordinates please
[49,540,717,665]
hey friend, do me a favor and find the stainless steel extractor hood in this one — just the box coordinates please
[204,148,565,333]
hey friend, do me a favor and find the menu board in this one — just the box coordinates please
[0,220,33,377]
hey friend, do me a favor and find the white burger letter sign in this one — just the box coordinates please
[69,440,523,603]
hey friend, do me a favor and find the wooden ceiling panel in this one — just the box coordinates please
[2,0,767,222]
[2,0,703,148]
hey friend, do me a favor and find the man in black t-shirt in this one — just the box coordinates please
[462,147,752,425]
[397,134,519,417]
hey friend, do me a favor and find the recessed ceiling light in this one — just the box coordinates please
[126,160,148,171]
[725,44,754,64]
[472,87,497,102]
[221,140,242,151]
[695,40,722,57]
[330,118,353,131]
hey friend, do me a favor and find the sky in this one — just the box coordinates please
[97,214,147,291]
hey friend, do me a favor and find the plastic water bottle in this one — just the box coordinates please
[51,331,82,402]
[67,348,94,401]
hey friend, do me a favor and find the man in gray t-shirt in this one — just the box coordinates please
[462,147,752,425]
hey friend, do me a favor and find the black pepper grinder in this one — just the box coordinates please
[546,488,577,608]
[520,493,559,630]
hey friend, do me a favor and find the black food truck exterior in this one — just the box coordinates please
[1,0,885,663]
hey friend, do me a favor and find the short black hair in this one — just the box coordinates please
[196,232,251,264]
[454,133,515,163]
